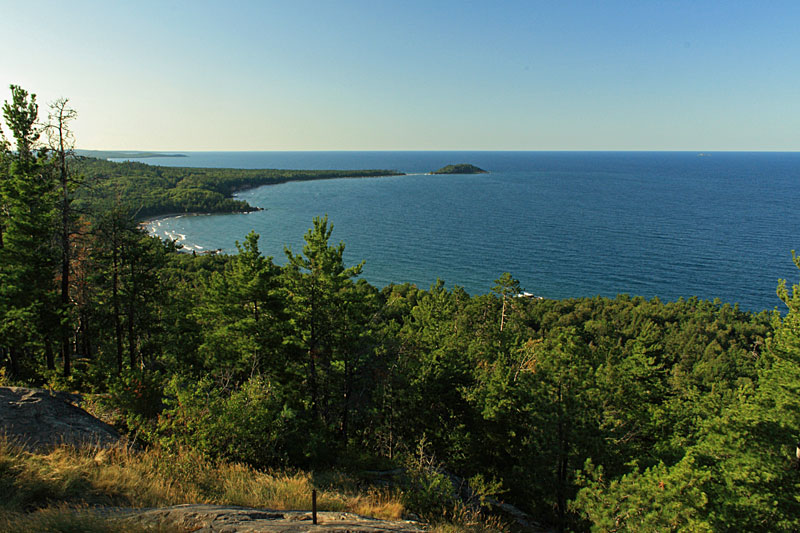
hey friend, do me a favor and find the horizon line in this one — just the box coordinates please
[77,148,800,153]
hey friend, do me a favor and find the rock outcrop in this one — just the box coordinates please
[119,504,425,532]
[0,386,119,450]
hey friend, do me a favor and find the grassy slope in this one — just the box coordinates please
[0,438,506,532]
[0,438,403,515]
[0,437,405,531]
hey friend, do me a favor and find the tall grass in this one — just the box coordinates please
[0,436,404,520]
[0,505,179,533]
[0,437,508,531]
[428,505,511,533]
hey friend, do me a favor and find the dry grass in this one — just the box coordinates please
[0,504,180,533]
[428,505,511,533]
[0,437,509,531]
[350,488,406,521]
[0,436,404,520]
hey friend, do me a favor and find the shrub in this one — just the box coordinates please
[105,371,165,439]
[400,438,457,519]
[156,376,303,468]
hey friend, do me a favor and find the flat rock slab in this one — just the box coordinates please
[122,504,426,532]
[0,386,119,450]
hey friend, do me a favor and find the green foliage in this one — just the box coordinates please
[573,458,713,532]
[0,85,58,379]
[107,371,165,429]
[193,231,282,380]
[156,376,302,468]
[283,215,371,451]
[570,258,800,532]
[400,439,457,519]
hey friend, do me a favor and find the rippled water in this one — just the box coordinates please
[135,151,800,311]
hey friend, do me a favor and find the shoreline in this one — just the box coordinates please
[139,207,263,226]
[140,170,408,255]
[145,217,221,254]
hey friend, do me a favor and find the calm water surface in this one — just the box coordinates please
[128,151,800,312]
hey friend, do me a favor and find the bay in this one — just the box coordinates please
[130,151,800,312]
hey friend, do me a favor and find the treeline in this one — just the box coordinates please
[72,155,401,219]
[3,85,800,531]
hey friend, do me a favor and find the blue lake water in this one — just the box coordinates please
[128,151,800,312]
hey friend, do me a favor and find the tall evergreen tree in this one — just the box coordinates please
[283,215,364,435]
[0,85,56,377]
[195,231,282,381]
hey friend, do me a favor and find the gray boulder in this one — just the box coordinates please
[0,386,119,450]
[118,504,425,532]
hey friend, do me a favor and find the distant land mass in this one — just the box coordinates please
[76,149,188,159]
[71,156,403,220]
[431,163,488,174]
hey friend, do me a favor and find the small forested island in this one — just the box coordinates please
[4,84,800,532]
[430,163,488,174]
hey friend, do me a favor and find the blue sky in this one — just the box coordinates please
[1,1,798,150]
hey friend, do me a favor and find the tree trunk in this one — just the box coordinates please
[53,99,74,378]
[113,236,123,375]
[342,351,350,446]
[80,313,92,359]
[308,281,319,419]
[128,253,136,370]
[60,209,71,377]
[252,300,260,374]
[555,382,568,533]
[45,340,55,371]
[8,347,19,378]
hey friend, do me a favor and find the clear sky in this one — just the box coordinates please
[1,0,798,151]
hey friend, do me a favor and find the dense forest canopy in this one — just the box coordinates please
[2,85,800,531]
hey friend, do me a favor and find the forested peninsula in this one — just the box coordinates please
[73,156,402,220]
[75,149,189,159]
[3,85,800,532]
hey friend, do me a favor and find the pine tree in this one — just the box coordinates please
[0,85,57,378]
[283,215,364,435]
[195,231,282,381]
